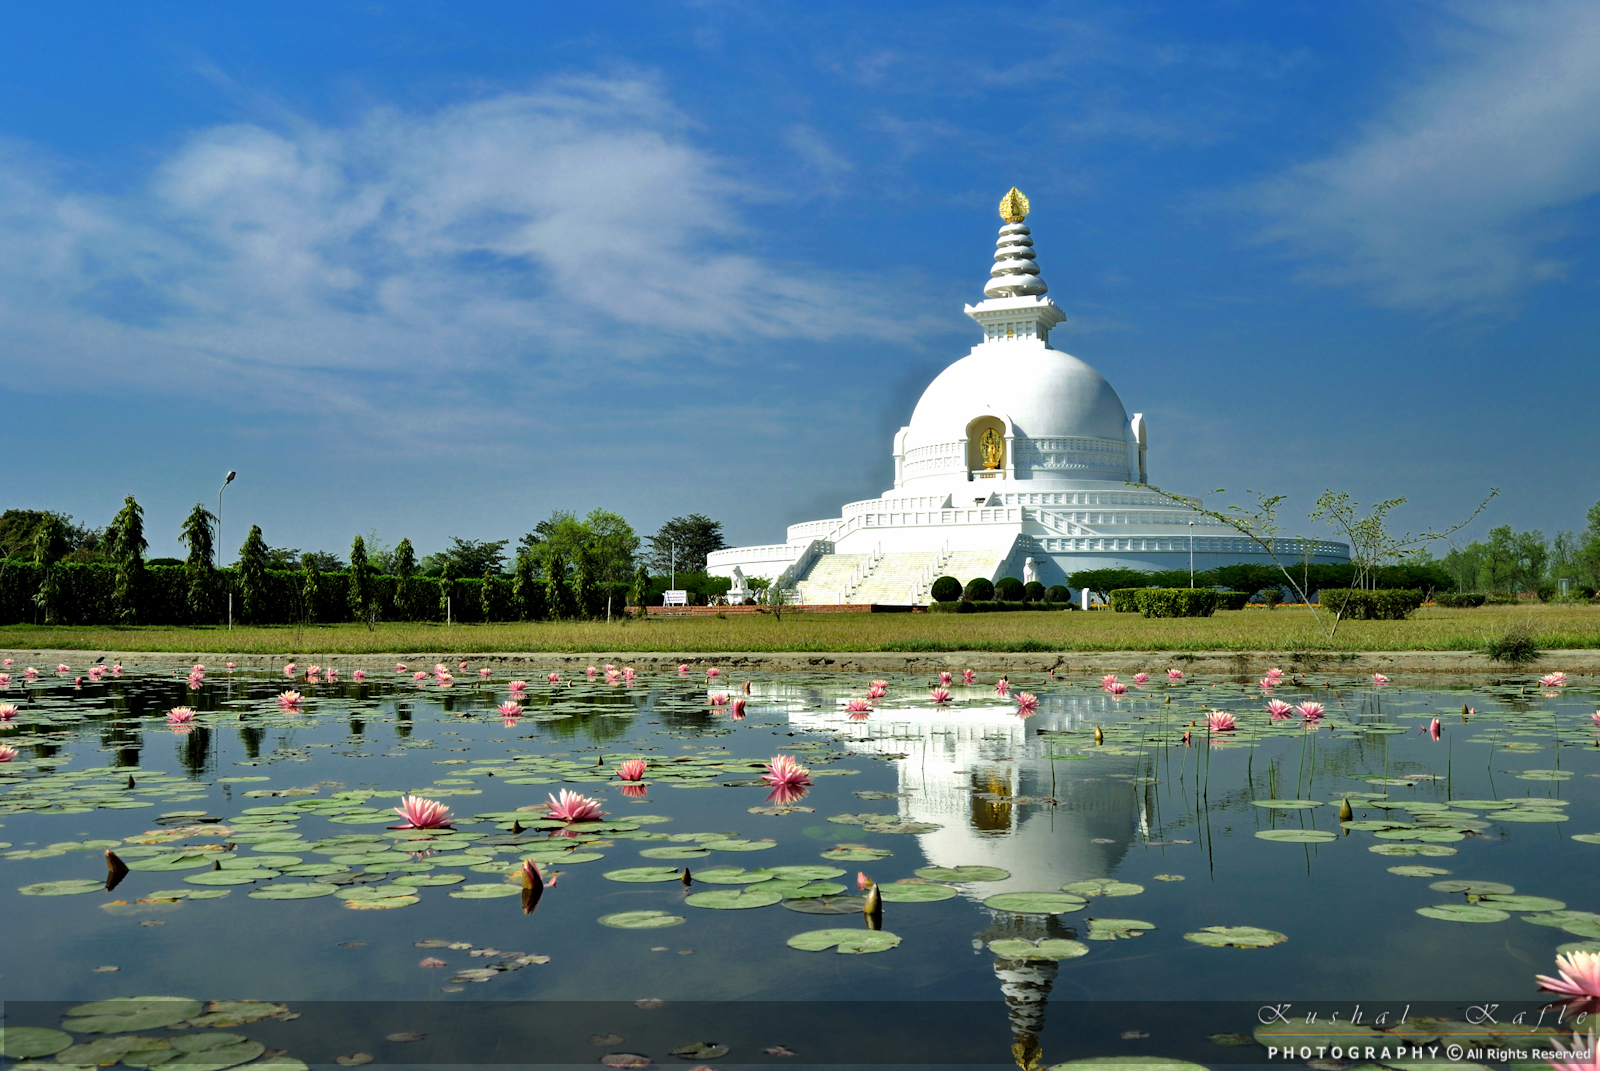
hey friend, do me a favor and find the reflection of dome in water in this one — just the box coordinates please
[778,686,1154,896]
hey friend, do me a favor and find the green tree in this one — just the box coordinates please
[630,563,651,613]
[31,514,69,567]
[393,538,417,578]
[1578,501,1600,588]
[544,553,573,621]
[237,525,270,623]
[348,534,371,621]
[107,496,147,624]
[512,551,540,621]
[438,559,456,621]
[300,553,320,624]
[645,514,725,574]
[420,537,508,577]
[178,503,218,623]
[1068,568,1152,597]
[573,550,597,618]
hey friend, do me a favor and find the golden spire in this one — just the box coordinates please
[998,187,1030,223]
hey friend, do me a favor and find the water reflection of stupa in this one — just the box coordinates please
[772,684,1149,894]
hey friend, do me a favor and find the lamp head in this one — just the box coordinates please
[225,471,237,484]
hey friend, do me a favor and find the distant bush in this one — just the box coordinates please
[1483,624,1541,666]
[1484,593,1523,605]
[928,600,1068,614]
[1256,587,1283,609]
[1136,589,1218,618]
[930,576,963,603]
[1213,591,1252,611]
[1536,584,1558,603]
[995,577,1025,601]
[1023,581,1046,602]
[929,600,976,614]
[963,577,994,601]
[1434,592,1486,608]
[1318,589,1425,621]
[1046,584,1071,603]
[1108,588,1144,613]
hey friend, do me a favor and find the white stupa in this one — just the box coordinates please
[709,189,1349,604]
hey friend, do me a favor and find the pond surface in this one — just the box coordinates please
[0,660,1594,1069]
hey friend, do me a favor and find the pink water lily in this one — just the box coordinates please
[616,759,648,782]
[867,684,887,699]
[930,687,952,703]
[0,674,10,687]
[497,701,522,718]
[25,667,39,681]
[857,871,873,891]
[1296,701,1326,721]
[586,666,597,677]
[1016,692,1039,716]
[706,667,721,678]
[620,783,649,799]
[546,789,605,823]
[111,663,122,677]
[0,744,17,762]
[225,662,235,670]
[1101,674,1119,687]
[1258,678,1277,691]
[547,672,560,683]
[56,663,69,675]
[277,691,303,712]
[1133,673,1149,685]
[1106,682,1128,696]
[1371,674,1389,686]
[709,692,728,705]
[1422,717,1442,741]
[996,679,1010,696]
[391,795,453,829]
[1592,712,1600,728]
[1265,667,1284,682]
[845,699,872,713]
[88,666,106,680]
[678,664,689,675]
[395,663,407,672]
[731,697,747,719]
[939,671,952,686]
[962,669,976,685]
[1166,669,1183,681]
[0,704,17,721]
[480,668,492,679]
[413,671,428,682]
[1206,711,1238,732]
[1265,699,1293,720]
[1539,950,1600,1003]
[1543,672,1569,688]
[352,670,366,682]
[509,680,527,693]
[1548,1031,1599,1071]
[623,667,636,681]
[762,754,812,789]
[283,662,296,677]
[765,782,809,806]
[166,707,196,725]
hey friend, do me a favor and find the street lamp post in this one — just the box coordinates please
[1188,521,1195,588]
[218,471,236,627]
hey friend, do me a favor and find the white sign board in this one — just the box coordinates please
[662,590,689,606]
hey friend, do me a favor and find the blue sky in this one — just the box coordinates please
[4,0,1598,562]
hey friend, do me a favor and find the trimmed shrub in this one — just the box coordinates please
[1023,581,1046,602]
[1108,588,1144,613]
[1317,589,1425,621]
[929,599,976,614]
[1045,584,1070,604]
[1213,591,1251,611]
[1135,588,1218,618]
[1434,592,1486,608]
[1484,593,1523,605]
[929,600,1066,614]
[930,576,963,603]
[995,576,1025,601]
[963,577,994,601]
[1536,584,1558,603]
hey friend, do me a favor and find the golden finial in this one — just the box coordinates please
[998,187,1030,223]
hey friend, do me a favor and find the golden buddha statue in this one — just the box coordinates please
[980,428,1004,470]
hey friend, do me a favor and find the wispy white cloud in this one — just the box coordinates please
[1248,0,1600,312]
[0,75,916,445]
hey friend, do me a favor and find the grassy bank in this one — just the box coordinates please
[2,604,1598,655]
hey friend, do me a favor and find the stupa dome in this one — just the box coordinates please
[905,347,1131,448]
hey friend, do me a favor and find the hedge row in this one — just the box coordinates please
[0,561,632,626]
[1136,589,1219,618]
[928,601,1073,614]
[1317,589,1425,621]
[1434,592,1488,608]
[931,576,1072,605]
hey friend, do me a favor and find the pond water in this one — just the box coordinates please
[0,660,1594,1069]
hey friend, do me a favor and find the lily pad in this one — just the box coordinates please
[786,928,901,954]
[447,883,521,899]
[1251,800,1323,809]
[1387,866,1452,877]
[1495,811,1568,823]
[599,910,686,929]
[762,865,846,881]
[57,1036,171,1066]
[1369,843,1457,857]
[60,998,204,1034]
[0,1027,73,1058]
[983,892,1088,915]
[1570,834,1600,844]
[248,883,338,900]
[874,882,957,903]
[691,868,772,884]
[126,852,229,872]
[125,1032,265,1071]
[1416,904,1510,923]
[685,888,783,909]
[669,1043,729,1060]
[639,846,710,859]
[914,866,1010,882]
[18,879,103,896]
[1084,918,1155,941]
[1429,880,1514,895]
[1062,879,1144,898]
[1479,894,1566,912]
[702,838,777,852]
[388,872,466,887]
[1048,1059,1208,1071]
[1254,829,1336,843]
[183,870,277,886]
[781,895,867,914]
[1183,926,1287,948]
[822,847,892,861]
[604,867,685,883]
[987,938,1089,961]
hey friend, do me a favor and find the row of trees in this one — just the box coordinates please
[1439,509,1600,594]
[0,502,733,625]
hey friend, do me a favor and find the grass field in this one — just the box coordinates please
[1,604,1597,655]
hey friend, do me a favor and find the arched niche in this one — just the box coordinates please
[966,415,1008,473]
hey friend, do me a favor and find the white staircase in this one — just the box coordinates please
[851,551,939,605]
[792,553,872,604]
[935,551,1006,590]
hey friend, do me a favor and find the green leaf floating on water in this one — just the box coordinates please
[184,870,279,886]
[1184,926,1287,948]
[786,928,901,954]
[691,868,772,884]
[685,888,783,909]
[822,847,892,861]
[389,872,466,887]
[599,910,685,929]
[1370,843,1457,857]
[1254,829,1336,843]
[1387,866,1451,877]
[1416,904,1510,923]
[448,883,521,899]
[782,895,867,915]
[1047,1058,1210,1071]
[1570,834,1600,844]
[1084,918,1154,941]
[639,846,710,859]
[915,866,1010,882]
[987,938,1089,961]
[1252,800,1323,809]
[125,1032,266,1071]
[1495,811,1569,823]
[60,998,204,1034]
[761,865,846,881]
[1521,910,1600,929]
[983,892,1088,915]
[18,879,104,896]
[0,1027,73,1058]
[1429,880,1514,895]
[1479,895,1565,912]
[604,867,684,883]
[876,883,958,903]
[1062,880,1144,898]
[56,1035,173,1067]
[126,852,231,872]
[248,883,338,899]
